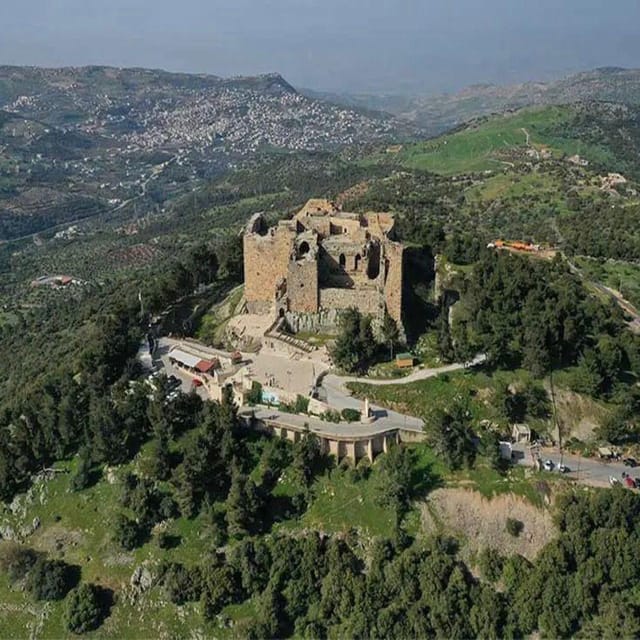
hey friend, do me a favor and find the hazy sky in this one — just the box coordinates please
[2,0,639,94]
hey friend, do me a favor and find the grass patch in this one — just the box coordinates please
[195,284,244,346]
[451,464,547,508]
[300,467,396,537]
[294,331,336,347]
[349,368,536,425]
[390,106,614,175]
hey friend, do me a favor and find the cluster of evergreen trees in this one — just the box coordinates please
[132,487,640,639]
[0,239,239,503]
[561,201,640,261]
[448,252,640,382]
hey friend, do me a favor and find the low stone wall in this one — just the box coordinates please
[285,308,341,333]
[399,428,426,443]
[308,397,331,415]
[319,287,383,316]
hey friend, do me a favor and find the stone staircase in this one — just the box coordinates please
[264,317,314,354]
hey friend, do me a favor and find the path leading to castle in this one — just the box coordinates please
[326,353,487,389]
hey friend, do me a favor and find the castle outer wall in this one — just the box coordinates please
[242,201,404,332]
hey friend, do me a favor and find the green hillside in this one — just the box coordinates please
[390,107,616,175]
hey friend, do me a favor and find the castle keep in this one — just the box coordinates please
[243,199,404,332]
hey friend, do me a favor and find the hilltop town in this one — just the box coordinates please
[0,66,408,240]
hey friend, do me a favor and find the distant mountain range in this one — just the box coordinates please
[303,67,640,136]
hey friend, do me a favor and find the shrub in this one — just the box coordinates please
[341,408,361,423]
[66,583,103,633]
[157,531,172,549]
[163,563,202,605]
[0,544,40,583]
[113,514,143,550]
[506,518,524,537]
[294,394,310,414]
[247,381,263,405]
[26,557,77,601]
[478,547,504,583]
[320,409,341,423]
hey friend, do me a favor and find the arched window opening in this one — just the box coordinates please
[368,257,380,280]
[298,241,310,257]
[339,254,346,269]
[354,254,361,271]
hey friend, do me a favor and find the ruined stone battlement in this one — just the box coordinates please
[243,199,404,330]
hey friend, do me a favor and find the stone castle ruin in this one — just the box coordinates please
[243,199,404,334]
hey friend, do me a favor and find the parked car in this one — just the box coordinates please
[543,459,554,471]
[192,379,203,388]
[557,464,570,474]
[609,476,620,486]
[168,375,181,388]
[623,457,638,468]
[624,476,636,489]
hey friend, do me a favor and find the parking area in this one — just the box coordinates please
[513,444,640,488]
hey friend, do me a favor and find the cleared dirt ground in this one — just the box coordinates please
[420,487,556,561]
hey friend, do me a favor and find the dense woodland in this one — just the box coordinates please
[3,393,640,638]
[0,237,238,502]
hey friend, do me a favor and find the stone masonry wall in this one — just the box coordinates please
[287,258,319,313]
[319,287,383,316]
[243,223,295,311]
[383,242,404,326]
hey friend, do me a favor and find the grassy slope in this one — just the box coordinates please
[0,425,566,638]
[387,106,615,175]
[349,368,611,441]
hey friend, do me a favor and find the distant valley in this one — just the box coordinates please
[306,67,640,136]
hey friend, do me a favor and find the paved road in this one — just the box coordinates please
[146,338,636,490]
[513,444,637,488]
[566,256,640,334]
[327,353,487,388]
